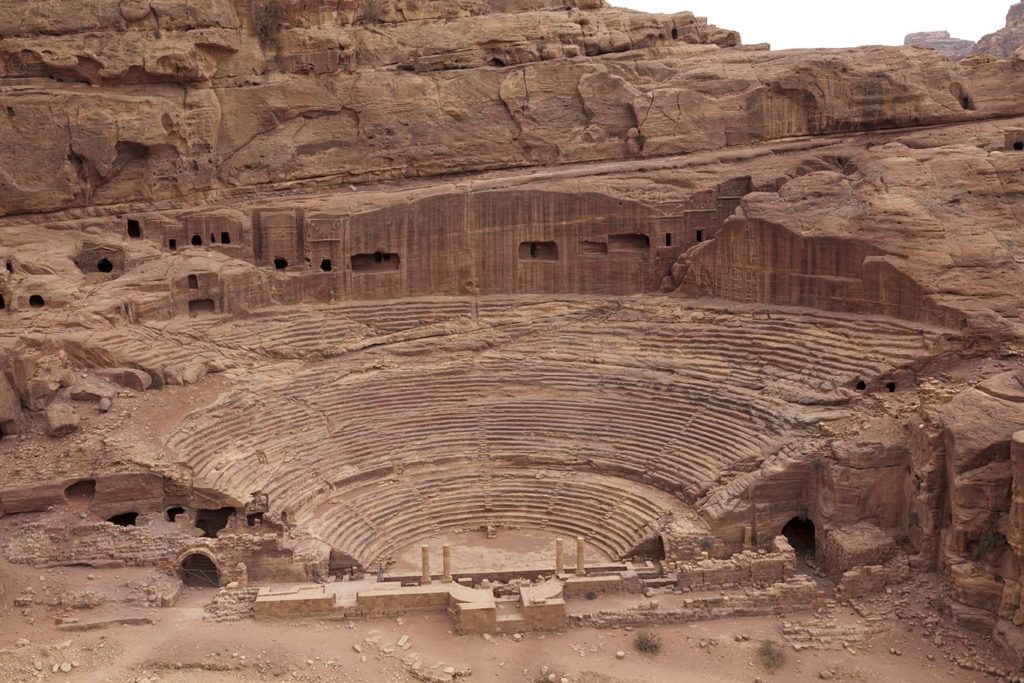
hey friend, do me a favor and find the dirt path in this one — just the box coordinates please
[0,575,998,683]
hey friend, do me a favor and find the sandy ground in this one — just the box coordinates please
[0,558,1001,683]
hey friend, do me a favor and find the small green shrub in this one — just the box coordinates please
[690,71,722,81]
[758,640,784,671]
[635,131,647,150]
[931,595,951,616]
[699,536,714,551]
[584,591,598,600]
[634,631,661,654]
[253,0,283,46]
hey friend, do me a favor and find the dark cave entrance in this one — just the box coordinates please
[188,299,216,317]
[107,512,139,526]
[195,507,236,538]
[180,553,220,587]
[628,534,666,561]
[781,516,816,554]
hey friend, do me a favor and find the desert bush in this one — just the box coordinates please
[758,640,784,671]
[633,631,661,654]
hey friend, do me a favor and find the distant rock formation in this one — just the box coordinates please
[906,3,1024,61]
[904,31,975,60]
[974,1,1024,58]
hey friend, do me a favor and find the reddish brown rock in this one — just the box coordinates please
[973,2,1024,59]
[44,401,79,437]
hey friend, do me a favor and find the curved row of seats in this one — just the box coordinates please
[198,299,475,357]
[170,356,779,514]
[301,467,686,565]
[161,295,954,564]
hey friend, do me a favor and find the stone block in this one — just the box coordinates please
[822,522,897,575]
[44,401,79,437]
[94,368,153,392]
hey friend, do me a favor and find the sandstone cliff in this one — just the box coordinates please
[974,1,1024,59]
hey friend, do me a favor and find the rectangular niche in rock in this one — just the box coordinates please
[519,241,559,261]
[1006,129,1024,151]
[188,299,216,316]
[608,233,650,252]
[351,252,401,273]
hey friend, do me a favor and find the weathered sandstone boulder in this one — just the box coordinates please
[44,401,79,437]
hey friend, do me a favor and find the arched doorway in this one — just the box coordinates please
[179,552,221,587]
[781,516,816,554]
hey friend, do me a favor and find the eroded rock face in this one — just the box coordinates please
[670,143,1024,329]
[974,2,1024,59]
[2,0,1023,218]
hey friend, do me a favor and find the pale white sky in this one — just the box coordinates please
[609,0,1014,50]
